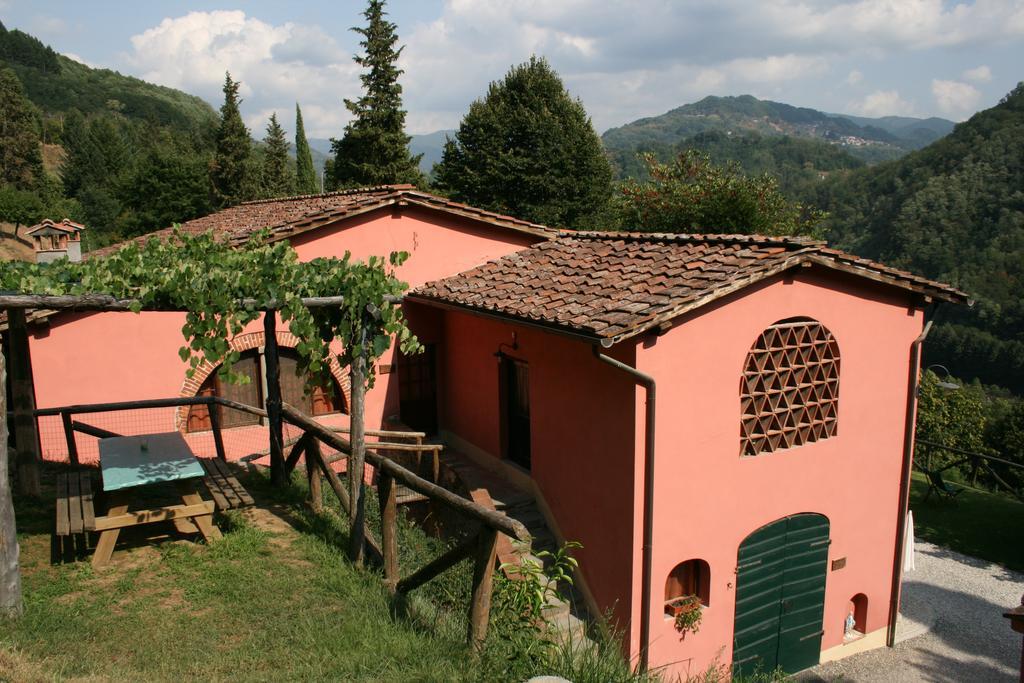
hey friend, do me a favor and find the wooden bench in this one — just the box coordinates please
[54,470,97,561]
[199,459,255,511]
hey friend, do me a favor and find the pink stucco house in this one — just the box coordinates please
[16,185,967,677]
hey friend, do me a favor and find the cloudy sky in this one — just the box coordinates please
[3,1,1022,138]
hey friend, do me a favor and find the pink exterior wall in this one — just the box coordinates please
[433,307,639,630]
[634,270,922,678]
[27,207,538,459]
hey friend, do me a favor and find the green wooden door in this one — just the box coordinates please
[732,513,830,676]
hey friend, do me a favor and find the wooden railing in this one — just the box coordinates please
[280,403,530,648]
[33,395,267,466]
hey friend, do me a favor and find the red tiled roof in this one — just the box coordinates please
[26,218,86,235]
[408,232,970,344]
[85,185,554,260]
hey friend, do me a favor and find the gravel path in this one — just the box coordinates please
[798,540,1023,682]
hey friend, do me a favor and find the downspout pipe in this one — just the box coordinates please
[592,345,656,673]
[887,318,932,647]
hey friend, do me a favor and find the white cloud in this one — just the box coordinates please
[125,11,360,138]
[63,52,95,68]
[851,90,916,117]
[931,79,982,119]
[963,64,993,83]
[845,69,864,86]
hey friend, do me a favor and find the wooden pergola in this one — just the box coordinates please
[0,290,528,648]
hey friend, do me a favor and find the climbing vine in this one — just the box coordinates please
[0,229,421,388]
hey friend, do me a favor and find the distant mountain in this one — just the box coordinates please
[602,95,954,165]
[310,130,455,176]
[824,113,955,150]
[0,21,217,133]
[818,83,1024,393]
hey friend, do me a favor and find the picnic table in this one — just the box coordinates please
[92,432,222,567]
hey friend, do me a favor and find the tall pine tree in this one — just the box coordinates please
[209,72,251,208]
[433,57,612,229]
[0,66,44,191]
[261,113,294,198]
[329,0,422,188]
[294,103,319,194]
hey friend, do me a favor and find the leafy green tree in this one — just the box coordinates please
[0,66,44,191]
[329,0,422,188]
[0,185,44,229]
[260,113,294,198]
[209,72,252,207]
[615,151,825,237]
[294,103,319,194]
[433,57,612,229]
[987,400,1024,492]
[121,128,211,236]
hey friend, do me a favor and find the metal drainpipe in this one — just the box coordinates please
[887,318,932,647]
[592,345,657,673]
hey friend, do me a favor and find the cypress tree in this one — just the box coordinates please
[329,0,422,188]
[0,66,44,191]
[209,72,252,208]
[432,57,612,229]
[295,103,319,194]
[261,112,294,198]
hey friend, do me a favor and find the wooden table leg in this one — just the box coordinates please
[92,495,129,567]
[181,486,222,543]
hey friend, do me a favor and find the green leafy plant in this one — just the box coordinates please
[670,594,703,636]
[489,541,581,669]
[0,229,421,393]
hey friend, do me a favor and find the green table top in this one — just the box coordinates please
[99,432,205,492]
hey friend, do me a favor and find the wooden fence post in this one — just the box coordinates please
[347,323,368,567]
[468,528,498,649]
[6,310,41,497]
[209,402,227,461]
[0,342,24,617]
[61,410,79,466]
[378,472,398,591]
[307,439,322,513]
[263,312,285,487]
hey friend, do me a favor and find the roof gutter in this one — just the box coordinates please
[887,317,932,647]
[591,345,656,673]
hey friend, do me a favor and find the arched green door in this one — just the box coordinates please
[732,513,830,676]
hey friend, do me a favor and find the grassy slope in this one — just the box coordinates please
[909,472,1024,571]
[0,469,484,682]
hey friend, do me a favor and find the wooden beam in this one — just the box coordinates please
[0,293,357,312]
[263,312,285,487]
[6,309,40,497]
[0,343,23,617]
[70,421,122,440]
[395,534,478,594]
[307,439,323,514]
[92,501,215,531]
[280,403,529,542]
[61,410,79,466]
[348,334,368,567]
[208,404,227,461]
[468,528,499,649]
[378,472,398,592]
[306,437,382,562]
[284,433,310,476]
[35,395,215,417]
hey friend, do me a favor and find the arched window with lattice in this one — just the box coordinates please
[739,318,840,456]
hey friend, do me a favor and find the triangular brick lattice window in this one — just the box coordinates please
[739,318,840,456]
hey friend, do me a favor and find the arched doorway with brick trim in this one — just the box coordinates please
[175,331,351,432]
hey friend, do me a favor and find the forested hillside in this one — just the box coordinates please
[0,21,217,134]
[608,130,866,199]
[601,95,951,166]
[817,83,1024,393]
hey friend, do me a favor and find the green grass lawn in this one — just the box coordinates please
[0,465,654,683]
[909,471,1024,571]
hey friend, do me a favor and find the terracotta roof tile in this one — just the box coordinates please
[409,231,970,343]
[85,185,554,260]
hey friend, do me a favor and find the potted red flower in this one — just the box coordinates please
[666,595,703,636]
